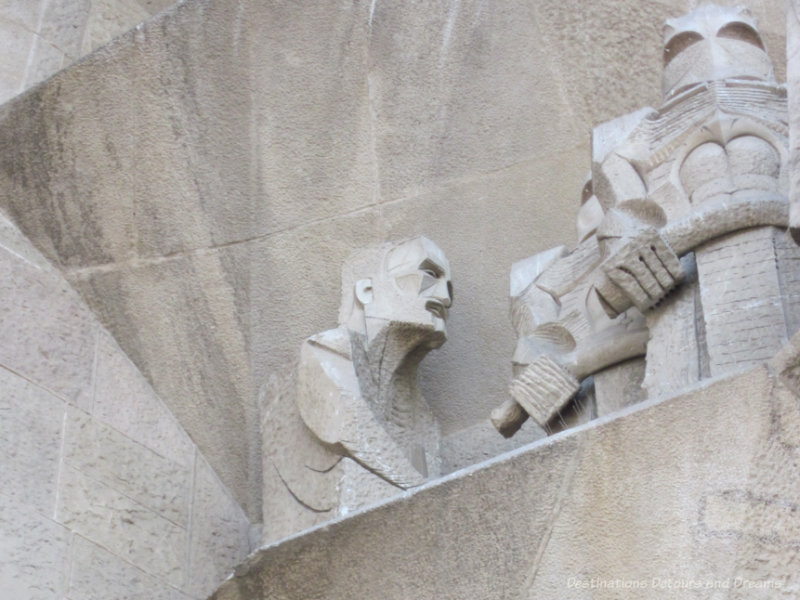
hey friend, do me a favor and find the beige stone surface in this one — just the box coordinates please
[92,330,197,468]
[0,0,179,103]
[212,362,800,599]
[368,1,586,201]
[0,0,789,534]
[592,357,646,416]
[0,19,35,101]
[188,457,252,599]
[0,502,71,600]
[26,36,66,90]
[791,0,800,241]
[63,407,193,528]
[0,210,53,270]
[69,251,258,515]
[696,227,789,375]
[0,244,95,410]
[0,213,250,598]
[0,368,65,516]
[39,0,92,59]
[68,536,194,600]
[56,465,187,586]
[81,0,148,56]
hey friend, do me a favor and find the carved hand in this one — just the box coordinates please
[596,227,685,318]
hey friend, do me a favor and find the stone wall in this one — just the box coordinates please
[212,351,800,599]
[0,0,788,528]
[0,0,176,104]
[0,211,251,599]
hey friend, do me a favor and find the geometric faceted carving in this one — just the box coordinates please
[296,236,452,488]
[497,3,796,437]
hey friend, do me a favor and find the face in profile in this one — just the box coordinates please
[365,237,453,344]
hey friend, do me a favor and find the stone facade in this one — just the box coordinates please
[0,0,785,528]
[503,3,798,436]
[0,0,175,104]
[213,347,800,599]
[0,0,799,598]
[0,212,251,598]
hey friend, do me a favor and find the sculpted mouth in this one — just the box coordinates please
[425,300,447,320]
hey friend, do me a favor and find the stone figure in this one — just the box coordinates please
[262,237,453,541]
[296,236,453,487]
[494,4,795,437]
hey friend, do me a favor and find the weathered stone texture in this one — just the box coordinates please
[0,244,95,410]
[56,465,188,586]
[63,407,193,528]
[0,0,791,544]
[188,458,253,599]
[93,330,197,468]
[0,0,177,104]
[0,502,71,600]
[696,227,790,375]
[0,217,251,599]
[67,536,193,600]
[0,368,64,516]
[213,361,800,599]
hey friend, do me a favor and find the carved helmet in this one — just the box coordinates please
[662,4,774,99]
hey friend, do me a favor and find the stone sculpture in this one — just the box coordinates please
[262,237,453,540]
[296,236,453,487]
[494,4,796,437]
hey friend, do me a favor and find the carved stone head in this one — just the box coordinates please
[340,236,453,347]
[662,4,774,99]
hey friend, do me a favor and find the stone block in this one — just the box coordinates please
[213,365,794,600]
[214,435,581,600]
[0,245,95,409]
[0,368,65,516]
[696,227,787,376]
[3,0,45,31]
[0,502,70,600]
[68,535,193,600]
[529,367,775,598]
[248,0,377,235]
[187,457,251,599]
[69,251,256,517]
[56,465,186,586]
[92,330,196,468]
[24,35,66,89]
[0,19,34,102]
[38,0,90,59]
[63,407,192,528]
[0,211,53,271]
[82,0,149,55]
[0,45,138,268]
[369,1,586,201]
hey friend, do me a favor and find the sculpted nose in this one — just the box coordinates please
[436,280,453,308]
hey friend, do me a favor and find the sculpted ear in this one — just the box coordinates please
[355,278,373,306]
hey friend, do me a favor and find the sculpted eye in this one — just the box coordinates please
[663,31,703,66]
[717,22,764,50]
[422,269,438,278]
